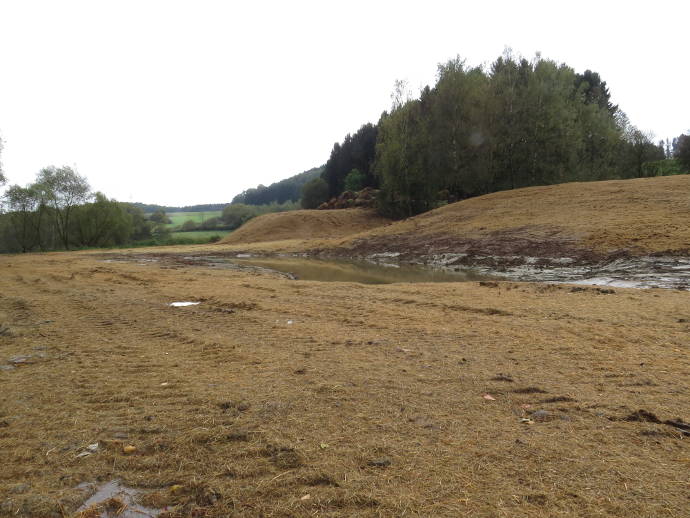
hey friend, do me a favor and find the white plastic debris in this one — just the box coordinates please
[169,302,200,307]
[76,442,100,458]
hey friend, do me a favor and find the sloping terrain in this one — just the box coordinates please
[0,251,688,517]
[220,208,390,245]
[327,175,690,263]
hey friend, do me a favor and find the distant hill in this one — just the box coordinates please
[131,202,230,214]
[231,166,324,205]
[132,165,324,213]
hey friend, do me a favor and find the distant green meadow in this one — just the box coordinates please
[169,230,230,240]
[166,211,223,227]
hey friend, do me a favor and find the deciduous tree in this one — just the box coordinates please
[35,166,91,249]
[301,178,329,209]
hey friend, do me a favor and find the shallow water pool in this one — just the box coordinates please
[230,257,495,284]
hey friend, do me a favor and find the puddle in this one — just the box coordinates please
[76,480,162,517]
[230,257,494,284]
[169,301,200,307]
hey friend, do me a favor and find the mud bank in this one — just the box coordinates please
[105,251,690,290]
[407,253,690,290]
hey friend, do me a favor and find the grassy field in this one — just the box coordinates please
[166,210,223,227]
[169,230,230,240]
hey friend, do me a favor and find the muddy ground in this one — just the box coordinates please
[1,249,689,517]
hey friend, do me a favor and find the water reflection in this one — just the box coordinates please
[231,257,494,284]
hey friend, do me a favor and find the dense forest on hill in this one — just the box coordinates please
[319,52,688,218]
[232,166,324,205]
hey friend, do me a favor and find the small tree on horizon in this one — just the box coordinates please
[149,209,171,224]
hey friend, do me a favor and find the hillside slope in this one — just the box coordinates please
[329,175,690,262]
[220,208,390,244]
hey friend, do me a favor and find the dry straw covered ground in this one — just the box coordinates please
[0,250,688,517]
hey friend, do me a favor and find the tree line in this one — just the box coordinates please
[131,202,230,214]
[0,166,155,253]
[312,52,688,218]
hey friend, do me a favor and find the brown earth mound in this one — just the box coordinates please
[220,208,390,245]
[333,175,690,262]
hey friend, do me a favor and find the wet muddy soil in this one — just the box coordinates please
[105,252,690,290]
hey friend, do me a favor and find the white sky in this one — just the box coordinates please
[0,0,688,206]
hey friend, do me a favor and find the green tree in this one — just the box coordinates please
[35,166,91,249]
[149,209,171,224]
[300,177,329,209]
[322,123,378,197]
[222,204,257,229]
[344,168,366,192]
[122,204,152,241]
[70,193,133,247]
[200,216,221,230]
[3,185,43,252]
[181,219,199,232]
[674,133,690,171]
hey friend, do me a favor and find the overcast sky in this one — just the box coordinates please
[0,1,688,206]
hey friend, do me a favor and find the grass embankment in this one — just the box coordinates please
[0,251,687,517]
[335,175,690,260]
[216,175,690,262]
[219,208,391,245]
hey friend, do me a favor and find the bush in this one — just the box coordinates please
[344,168,366,192]
[222,204,257,229]
[301,178,329,209]
[181,219,199,231]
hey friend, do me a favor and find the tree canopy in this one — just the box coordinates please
[321,124,378,197]
[366,52,667,218]
[1,166,157,252]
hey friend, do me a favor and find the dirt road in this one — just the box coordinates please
[1,250,688,517]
